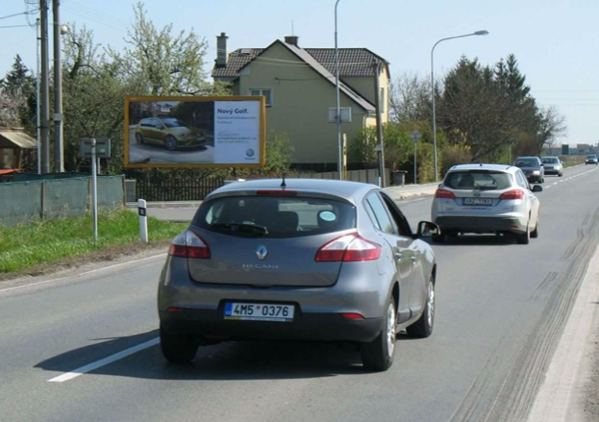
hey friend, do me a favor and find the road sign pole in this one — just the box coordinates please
[414,141,418,185]
[91,138,98,242]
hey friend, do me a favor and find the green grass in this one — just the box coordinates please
[0,209,187,273]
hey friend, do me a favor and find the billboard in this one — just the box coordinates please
[124,96,266,168]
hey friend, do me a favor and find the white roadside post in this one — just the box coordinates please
[90,138,98,242]
[138,199,148,243]
[410,130,422,184]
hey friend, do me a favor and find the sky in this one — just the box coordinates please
[0,0,598,146]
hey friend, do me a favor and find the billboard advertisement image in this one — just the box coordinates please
[124,96,266,168]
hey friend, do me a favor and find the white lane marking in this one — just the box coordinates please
[0,254,167,294]
[48,338,160,383]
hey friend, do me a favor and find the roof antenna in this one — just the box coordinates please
[281,173,287,188]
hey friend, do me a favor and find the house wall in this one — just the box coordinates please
[342,73,389,123]
[236,43,371,164]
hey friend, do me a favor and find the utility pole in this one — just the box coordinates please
[53,0,64,172]
[35,18,41,174]
[40,0,50,174]
[373,59,385,187]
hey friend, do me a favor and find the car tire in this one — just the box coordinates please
[531,222,539,238]
[160,325,198,363]
[516,223,530,245]
[406,277,435,338]
[164,136,178,151]
[135,133,144,144]
[360,297,396,372]
[559,172,563,177]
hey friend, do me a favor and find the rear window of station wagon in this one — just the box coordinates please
[445,171,512,190]
[193,195,357,238]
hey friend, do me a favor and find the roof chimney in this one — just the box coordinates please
[285,35,299,47]
[215,32,228,68]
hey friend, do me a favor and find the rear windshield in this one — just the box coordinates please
[192,195,356,238]
[541,157,558,164]
[588,155,596,159]
[514,158,538,167]
[444,171,512,190]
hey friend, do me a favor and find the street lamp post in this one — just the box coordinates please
[334,0,342,180]
[431,30,489,181]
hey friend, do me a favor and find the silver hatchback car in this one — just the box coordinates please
[431,164,542,244]
[158,179,439,371]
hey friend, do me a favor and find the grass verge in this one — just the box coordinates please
[0,208,187,276]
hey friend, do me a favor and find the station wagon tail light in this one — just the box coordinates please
[499,189,525,200]
[435,188,456,199]
[169,230,211,259]
[315,233,382,262]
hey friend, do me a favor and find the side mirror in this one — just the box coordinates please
[417,221,440,238]
[532,185,543,193]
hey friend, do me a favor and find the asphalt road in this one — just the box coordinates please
[1,165,599,422]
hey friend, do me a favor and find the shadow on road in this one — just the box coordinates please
[36,330,410,380]
[425,234,517,247]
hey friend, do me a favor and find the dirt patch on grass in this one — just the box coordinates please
[0,240,171,283]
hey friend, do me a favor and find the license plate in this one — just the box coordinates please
[463,198,492,205]
[224,302,294,322]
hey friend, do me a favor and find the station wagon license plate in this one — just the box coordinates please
[224,302,294,322]
[463,198,492,205]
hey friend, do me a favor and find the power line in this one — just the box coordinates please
[0,24,31,29]
[0,11,33,20]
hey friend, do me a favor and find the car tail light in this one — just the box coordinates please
[341,312,364,319]
[169,230,211,259]
[499,189,524,200]
[315,233,382,262]
[435,188,456,199]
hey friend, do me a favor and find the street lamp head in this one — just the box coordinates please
[60,24,69,35]
[474,30,489,36]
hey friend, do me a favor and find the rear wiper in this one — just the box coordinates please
[211,222,269,235]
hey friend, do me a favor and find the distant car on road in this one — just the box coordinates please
[158,179,439,372]
[431,163,542,244]
[134,117,206,151]
[541,156,564,177]
[585,155,598,165]
[514,156,545,183]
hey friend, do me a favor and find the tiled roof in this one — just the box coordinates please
[282,43,375,112]
[212,46,389,79]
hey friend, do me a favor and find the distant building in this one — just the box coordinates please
[0,127,36,176]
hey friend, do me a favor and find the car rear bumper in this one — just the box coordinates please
[159,309,384,343]
[435,216,526,234]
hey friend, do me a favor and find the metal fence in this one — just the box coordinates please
[0,175,125,226]
[134,177,225,202]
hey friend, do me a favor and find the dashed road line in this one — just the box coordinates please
[48,338,160,383]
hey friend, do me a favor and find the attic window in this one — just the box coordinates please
[239,48,253,55]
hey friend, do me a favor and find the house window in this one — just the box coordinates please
[0,148,14,169]
[249,88,272,106]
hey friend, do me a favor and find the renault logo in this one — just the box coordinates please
[256,246,268,260]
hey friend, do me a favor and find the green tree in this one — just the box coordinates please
[107,2,224,96]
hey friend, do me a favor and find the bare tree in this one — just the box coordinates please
[0,90,21,127]
[389,72,430,123]
[537,106,567,153]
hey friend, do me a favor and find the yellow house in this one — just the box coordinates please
[212,33,390,169]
